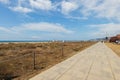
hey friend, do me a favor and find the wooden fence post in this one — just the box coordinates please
[33,52,36,70]
[61,41,64,57]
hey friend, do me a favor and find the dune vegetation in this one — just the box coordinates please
[0,41,96,80]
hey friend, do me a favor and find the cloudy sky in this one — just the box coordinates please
[0,0,120,40]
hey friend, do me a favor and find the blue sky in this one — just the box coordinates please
[0,0,120,40]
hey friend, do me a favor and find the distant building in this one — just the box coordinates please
[117,34,120,39]
[109,34,120,43]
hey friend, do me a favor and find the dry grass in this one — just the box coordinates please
[0,41,96,80]
[106,43,120,57]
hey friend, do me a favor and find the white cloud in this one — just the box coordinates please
[20,22,73,33]
[0,27,11,32]
[8,0,54,13]
[59,0,120,21]
[90,23,120,37]
[94,0,120,20]
[31,36,40,39]
[61,1,79,15]
[9,0,33,13]
[1,0,120,21]
[0,0,9,4]
[10,6,33,13]
[0,22,73,34]
[29,0,53,10]
[79,0,120,21]
[0,22,73,40]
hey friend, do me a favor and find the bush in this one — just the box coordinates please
[0,62,16,80]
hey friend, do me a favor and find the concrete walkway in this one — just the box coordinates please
[29,42,120,80]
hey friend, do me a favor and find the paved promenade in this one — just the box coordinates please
[30,42,120,80]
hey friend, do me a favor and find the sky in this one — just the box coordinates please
[0,0,120,40]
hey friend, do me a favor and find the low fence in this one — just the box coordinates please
[0,43,65,80]
[0,51,65,80]
[0,41,94,80]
